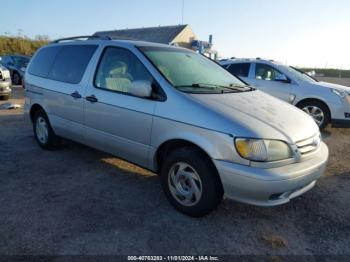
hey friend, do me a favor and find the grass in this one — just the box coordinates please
[0,36,48,57]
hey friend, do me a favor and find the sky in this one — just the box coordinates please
[2,0,350,69]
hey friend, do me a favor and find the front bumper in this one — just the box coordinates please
[214,142,329,206]
[331,103,350,127]
[332,119,350,128]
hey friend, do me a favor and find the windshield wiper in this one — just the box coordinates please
[174,83,255,94]
[228,84,255,91]
[175,83,219,89]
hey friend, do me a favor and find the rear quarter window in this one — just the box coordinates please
[28,45,97,84]
[28,46,61,77]
[48,45,97,84]
[227,63,251,77]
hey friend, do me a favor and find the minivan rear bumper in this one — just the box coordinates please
[214,142,328,206]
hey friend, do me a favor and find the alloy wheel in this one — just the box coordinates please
[302,106,324,127]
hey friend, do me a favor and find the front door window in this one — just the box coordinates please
[95,47,153,94]
[255,63,288,82]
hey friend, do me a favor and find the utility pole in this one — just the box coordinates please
[181,0,185,24]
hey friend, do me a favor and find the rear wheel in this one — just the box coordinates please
[12,71,21,85]
[298,100,330,130]
[33,110,60,149]
[160,147,223,217]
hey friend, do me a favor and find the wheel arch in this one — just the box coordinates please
[29,103,45,123]
[155,139,210,171]
[295,98,331,118]
[12,69,21,78]
[155,138,224,194]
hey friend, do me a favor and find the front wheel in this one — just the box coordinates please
[160,147,223,217]
[298,101,330,130]
[33,110,60,149]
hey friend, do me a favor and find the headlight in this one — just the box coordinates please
[331,88,347,98]
[235,138,293,162]
[331,89,350,104]
[20,67,26,72]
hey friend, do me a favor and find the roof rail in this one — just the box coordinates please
[50,35,112,44]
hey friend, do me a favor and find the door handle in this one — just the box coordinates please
[85,95,98,103]
[70,91,82,99]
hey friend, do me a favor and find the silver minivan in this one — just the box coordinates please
[25,36,329,217]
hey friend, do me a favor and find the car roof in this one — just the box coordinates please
[219,58,283,66]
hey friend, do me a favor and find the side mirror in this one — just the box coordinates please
[130,80,152,98]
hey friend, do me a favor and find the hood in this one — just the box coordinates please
[189,90,319,143]
[313,81,350,93]
[15,64,27,70]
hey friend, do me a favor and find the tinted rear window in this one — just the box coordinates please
[28,46,60,77]
[227,63,251,77]
[28,45,97,84]
[48,45,97,84]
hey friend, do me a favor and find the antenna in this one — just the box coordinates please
[181,0,185,24]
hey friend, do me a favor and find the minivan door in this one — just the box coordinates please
[26,45,98,143]
[84,46,156,168]
[248,63,293,103]
[41,45,98,142]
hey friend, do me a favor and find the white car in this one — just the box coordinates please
[220,58,350,129]
[0,64,12,100]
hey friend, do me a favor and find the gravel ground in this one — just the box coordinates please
[0,84,349,257]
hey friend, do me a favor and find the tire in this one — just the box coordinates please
[297,100,330,130]
[12,71,21,85]
[0,95,10,100]
[33,110,60,149]
[160,147,223,217]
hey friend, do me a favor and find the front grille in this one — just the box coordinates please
[296,134,321,155]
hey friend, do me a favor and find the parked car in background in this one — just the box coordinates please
[25,37,328,217]
[0,64,12,100]
[0,55,30,85]
[219,58,350,129]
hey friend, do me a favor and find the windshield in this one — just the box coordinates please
[282,65,317,83]
[13,56,30,66]
[139,46,252,94]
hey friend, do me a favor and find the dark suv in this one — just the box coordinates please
[1,55,30,85]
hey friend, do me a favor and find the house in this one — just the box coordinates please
[94,24,196,49]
